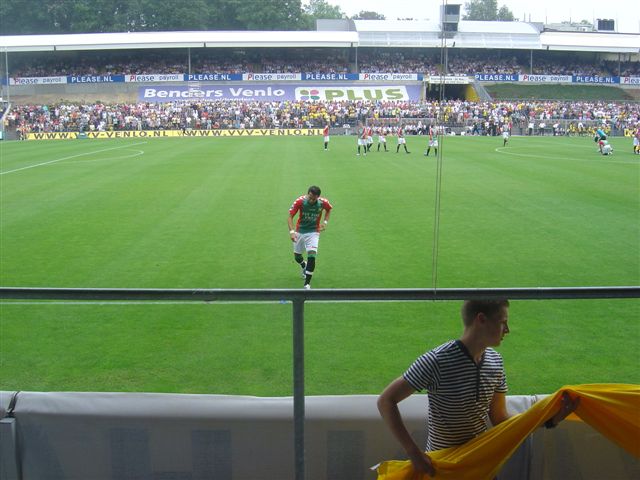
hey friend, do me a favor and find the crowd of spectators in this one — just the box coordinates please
[357,51,640,77]
[6,99,639,137]
[528,59,608,77]
[6,49,639,78]
[5,52,639,135]
[7,53,249,77]
[358,50,441,74]
[261,59,349,74]
[447,56,523,75]
[5,49,353,77]
[606,61,640,77]
[6,100,353,133]
[9,53,180,77]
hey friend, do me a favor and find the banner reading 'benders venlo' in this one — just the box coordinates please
[26,129,324,141]
[138,84,422,102]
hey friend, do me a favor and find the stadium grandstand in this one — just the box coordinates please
[1,10,639,480]
[1,17,638,141]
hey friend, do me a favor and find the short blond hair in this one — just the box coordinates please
[461,299,509,326]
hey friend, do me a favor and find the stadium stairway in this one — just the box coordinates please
[473,79,493,102]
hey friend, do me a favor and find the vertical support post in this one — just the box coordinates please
[5,49,10,103]
[188,48,192,76]
[0,417,21,480]
[349,43,360,73]
[444,44,448,75]
[292,299,305,480]
[1,391,21,480]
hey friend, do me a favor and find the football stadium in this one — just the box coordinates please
[0,1,639,479]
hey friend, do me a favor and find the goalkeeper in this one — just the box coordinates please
[594,127,607,153]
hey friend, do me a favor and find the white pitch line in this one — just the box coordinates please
[495,147,639,165]
[0,142,148,175]
[58,149,145,164]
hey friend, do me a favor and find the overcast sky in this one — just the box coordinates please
[316,0,639,33]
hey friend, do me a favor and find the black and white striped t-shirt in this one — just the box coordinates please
[403,339,507,451]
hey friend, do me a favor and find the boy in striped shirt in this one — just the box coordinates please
[378,299,579,477]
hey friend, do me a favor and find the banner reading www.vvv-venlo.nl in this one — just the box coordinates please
[27,129,324,141]
[138,84,422,102]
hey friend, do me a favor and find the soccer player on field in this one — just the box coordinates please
[594,127,607,153]
[501,127,510,147]
[366,126,374,152]
[633,126,640,154]
[287,186,333,289]
[357,124,368,156]
[323,124,330,151]
[396,125,410,154]
[377,127,388,152]
[424,125,438,156]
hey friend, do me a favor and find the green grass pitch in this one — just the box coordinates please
[1,134,638,395]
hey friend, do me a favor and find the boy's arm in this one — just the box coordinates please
[378,377,436,477]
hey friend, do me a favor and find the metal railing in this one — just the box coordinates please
[2,286,639,480]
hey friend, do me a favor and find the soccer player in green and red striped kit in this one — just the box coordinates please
[287,186,333,289]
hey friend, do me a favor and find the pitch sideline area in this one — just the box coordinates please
[1,134,638,395]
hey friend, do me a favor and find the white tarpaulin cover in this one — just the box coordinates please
[1,391,637,480]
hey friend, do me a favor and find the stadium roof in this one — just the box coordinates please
[0,30,359,52]
[0,22,637,54]
[540,31,640,53]
[352,20,542,49]
[351,20,640,52]
[457,21,542,50]
[353,21,441,48]
[353,20,539,34]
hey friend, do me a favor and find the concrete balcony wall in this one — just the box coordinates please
[1,391,638,480]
